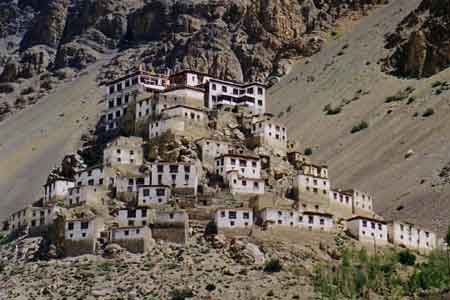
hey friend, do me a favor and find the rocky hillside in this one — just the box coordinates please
[269,0,450,235]
[0,0,388,84]
[382,0,450,78]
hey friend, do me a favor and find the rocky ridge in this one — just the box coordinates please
[382,0,450,78]
[0,0,388,85]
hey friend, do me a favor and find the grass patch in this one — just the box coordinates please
[422,108,434,117]
[385,86,415,103]
[169,288,194,300]
[350,120,369,134]
[323,103,342,115]
[264,258,283,273]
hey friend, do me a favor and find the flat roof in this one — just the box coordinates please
[209,77,267,88]
[302,211,334,217]
[216,153,260,160]
[106,70,168,86]
[163,85,206,93]
[216,207,253,212]
[347,215,386,224]
[162,104,207,113]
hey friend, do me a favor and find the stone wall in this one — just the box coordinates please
[113,238,152,253]
[64,239,96,257]
[151,223,188,244]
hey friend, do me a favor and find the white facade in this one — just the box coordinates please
[149,162,199,195]
[227,171,265,195]
[207,79,266,114]
[259,208,335,232]
[196,138,231,163]
[329,190,353,209]
[115,174,149,193]
[295,164,330,198]
[347,217,388,245]
[43,178,75,203]
[215,154,261,179]
[155,210,188,224]
[65,218,104,241]
[251,119,287,154]
[65,186,107,207]
[75,166,106,187]
[215,208,253,229]
[149,105,208,139]
[351,190,374,212]
[169,70,213,88]
[8,205,57,232]
[111,226,151,240]
[137,185,171,206]
[104,71,169,131]
[103,136,144,166]
[117,208,150,227]
[388,221,437,252]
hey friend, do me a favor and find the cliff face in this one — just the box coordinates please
[0,0,387,83]
[383,0,450,78]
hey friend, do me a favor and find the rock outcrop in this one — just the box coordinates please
[0,0,388,83]
[383,0,450,78]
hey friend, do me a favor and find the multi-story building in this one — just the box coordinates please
[195,138,231,164]
[148,162,199,195]
[111,226,153,253]
[388,221,437,252]
[346,216,388,245]
[103,69,169,131]
[64,217,105,241]
[329,189,353,209]
[116,207,151,227]
[43,176,75,203]
[215,208,253,229]
[215,154,261,179]
[250,118,288,155]
[258,208,335,232]
[295,164,330,199]
[149,105,208,139]
[103,136,144,166]
[137,185,171,206]
[205,78,266,114]
[65,186,108,207]
[227,171,265,194]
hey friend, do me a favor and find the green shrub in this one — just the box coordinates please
[432,81,445,88]
[406,97,416,105]
[385,86,415,103]
[169,288,194,300]
[350,121,369,134]
[323,104,342,115]
[398,250,416,266]
[422,108,434,117]
[304,148,313,156]
[264,258,283,273]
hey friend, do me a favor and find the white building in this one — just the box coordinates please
[115,173,149,193]
[116,207,151,227]
[348,189,373,212]
[347,216,388,245]
[8,205,50,232]
[195,138,231,163]
[137,185,171,206]
[206,78,266,114]
[64,217,105,241]
[43,177,75,203]
[104,70,169,131]
[215,208,253,229]
[149,105,208,139]
[215,154,261,179]
[103,136,144,166]
[227,171,265,195]
[169,70,213,88]
[295,164,330,198]
[259,208,335,232]
[65,186,108,207]
[388,221,437,252]
[110,226,153,253]
[329,189,353,209]
[250,118,287,155]
[148,162,199,195]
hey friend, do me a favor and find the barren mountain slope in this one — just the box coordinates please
[269,0,450,235]
[0,62,105,220]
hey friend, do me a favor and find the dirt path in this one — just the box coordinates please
[0,62,106,219]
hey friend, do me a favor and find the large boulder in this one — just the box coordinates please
[21,0,70,49]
